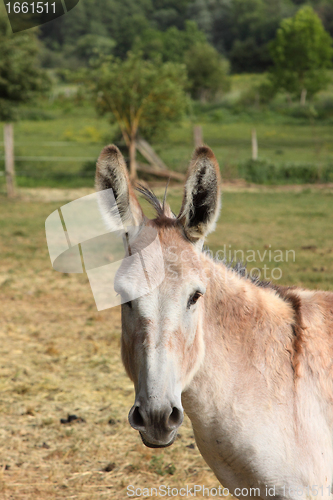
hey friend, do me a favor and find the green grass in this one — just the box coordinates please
[2,77,333,188]
[0,106,113,189]
[160,188,333,291]
[163,121,333,175]
[1,187,332,291]
[3,114,331,189]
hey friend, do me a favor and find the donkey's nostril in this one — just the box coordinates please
[130,405,145,429]
[129,403,183,434]
[168,406,183,429]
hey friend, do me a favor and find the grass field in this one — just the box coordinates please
[1,113,333,183]
[2,73,333,189]
[0,184,332,499]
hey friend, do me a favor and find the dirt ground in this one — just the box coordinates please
[0,189,220,500]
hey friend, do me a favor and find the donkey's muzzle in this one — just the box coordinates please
[128,403,184,448]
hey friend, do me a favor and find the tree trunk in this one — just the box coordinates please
[300,88,307,106]
[199,90,208,104]
[4,123,16,198]
[129,137,137,180]
[252,128,258,161]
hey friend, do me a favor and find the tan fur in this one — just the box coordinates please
[96,145,333,499]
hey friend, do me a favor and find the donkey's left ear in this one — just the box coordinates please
[95,145,144,229]
[178,146,221,243]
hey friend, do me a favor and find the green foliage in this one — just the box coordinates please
[228,0,275,72]
[236,74,276,107]
[269,6,333,99]
[19,108,55,121]
[136,21,206,63]
[86,52,188,142]
[188,0,297,73]
[314,95,333,119]
[273,102,319,119]
[40,0,152,60]
[0,18,50,121]
[33,0,333,74]
[69,34,116,65]
[184,42,231,101]
[136,22,229,103]
[239,158,333,184]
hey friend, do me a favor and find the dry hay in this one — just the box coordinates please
[0,193,221,499]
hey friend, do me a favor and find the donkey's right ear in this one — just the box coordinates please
[178,146,221,243]
[95,145,144,228]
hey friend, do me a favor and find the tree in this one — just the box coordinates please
[136,21,207,63]
[136,22,230,102]
[87,53,188,179]
[187,0,297,73]
[0,17,50,197]
[70,34,116,66]
[184,42,230,102]
[269,6,333,104]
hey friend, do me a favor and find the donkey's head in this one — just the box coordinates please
[96,145,221,448]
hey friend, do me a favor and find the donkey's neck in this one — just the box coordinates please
[182,257,296,422]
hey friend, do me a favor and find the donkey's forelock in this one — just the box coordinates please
[136,184,176,221]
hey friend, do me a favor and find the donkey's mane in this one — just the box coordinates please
[136,184,166,217]
[136,184,177,219]
[221,259,273,289]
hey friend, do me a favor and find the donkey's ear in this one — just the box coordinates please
[95,145,144,228]
[178,146,221,242]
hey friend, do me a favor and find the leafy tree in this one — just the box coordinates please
[269,6,333,103]
[36,0,333,74]
[0,17,50,197]
[188,0,298,72]
[136,21,206,63]
[149,0,192,30]
[184,42,230,101]
[87,53,188,178]
[137,22,230,102]
[70,34,116,65]
[40,0,152,61]
[0,18,50,122]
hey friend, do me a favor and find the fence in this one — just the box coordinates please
[1,128,333,195]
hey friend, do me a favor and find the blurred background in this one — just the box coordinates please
[2,0,333,189]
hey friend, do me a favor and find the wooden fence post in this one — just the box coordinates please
[252,128,258,161]
[193,125,203,148]
[4,123,16,198]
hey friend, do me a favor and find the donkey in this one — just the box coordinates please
[95,144,333,499]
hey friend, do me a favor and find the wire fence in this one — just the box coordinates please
[1,132,333,190]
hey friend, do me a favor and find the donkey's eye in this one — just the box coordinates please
[187,291,203,309]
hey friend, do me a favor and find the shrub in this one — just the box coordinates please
[238,159,333,184]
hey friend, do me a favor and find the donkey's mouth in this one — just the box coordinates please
[139,431,175,449]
